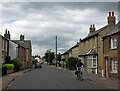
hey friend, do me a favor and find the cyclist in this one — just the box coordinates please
[76,59,84,69]
[75,59,84,80]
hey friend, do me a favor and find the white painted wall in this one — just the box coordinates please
[9,40,18,60]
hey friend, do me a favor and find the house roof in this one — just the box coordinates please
[103,21,120,38]
[61,42,79,55]
[61,49,70,55]
[82,25,108,41]
[12,40,31,49]
[70,42,79,50]
[79,47,97,57]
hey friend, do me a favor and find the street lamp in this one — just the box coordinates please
[55,36,57,67]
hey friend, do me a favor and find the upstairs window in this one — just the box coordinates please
[111,38,117,49]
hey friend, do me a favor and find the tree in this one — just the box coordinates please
[57,53,61,62]
[44,49,55,63]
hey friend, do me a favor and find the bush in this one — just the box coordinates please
[66,57,78,70]
[2,64,14,70]
[12,58,21,71]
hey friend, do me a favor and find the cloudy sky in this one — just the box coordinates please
[0,1,118,57]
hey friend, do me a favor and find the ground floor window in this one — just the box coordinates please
[111,58,118,73]
[87,55,97,68]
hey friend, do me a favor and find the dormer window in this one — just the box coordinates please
[111,38,117,49]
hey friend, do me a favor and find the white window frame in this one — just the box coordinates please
[111,58,118,74]
[111,38,117,49]
[87,55,97,68]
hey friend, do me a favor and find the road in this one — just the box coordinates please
[7,64,109,89]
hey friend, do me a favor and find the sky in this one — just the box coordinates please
[0,1,119,57]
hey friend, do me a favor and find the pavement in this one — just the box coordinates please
[1,69,31,90]
[0,65,119,90]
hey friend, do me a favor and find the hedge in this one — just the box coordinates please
[2,64,14,70]
[66,57,78,70]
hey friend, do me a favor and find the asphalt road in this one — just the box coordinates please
[7,64,108,89]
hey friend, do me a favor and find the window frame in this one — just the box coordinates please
[111,58,118,74]
[87,55,97,68]
[111,38,117,49]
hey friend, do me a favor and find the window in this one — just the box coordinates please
[111,38,117,49]
[111,58,118,73]
[87,55,97,68]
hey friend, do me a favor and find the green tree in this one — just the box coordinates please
[44,49,55,63]
[57,53,61,62]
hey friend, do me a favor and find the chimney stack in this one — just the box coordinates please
[4,29,11,40]
[107,11,116,27]
[8,31,11,40]
[89,24,96,33]
[20,34,24,41]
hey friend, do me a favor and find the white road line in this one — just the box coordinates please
[54,80,64,87]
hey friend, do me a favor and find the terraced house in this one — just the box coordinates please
[62,12,118,78]
[78,12,117,75]
[0,33,9,64]
[0,29,32,70]
[12,34,32,69]
[103,21,120,78]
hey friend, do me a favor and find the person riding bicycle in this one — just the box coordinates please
[75,59,84,80]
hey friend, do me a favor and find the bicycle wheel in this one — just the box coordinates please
[77,72,80,80]
[80,72,83,81]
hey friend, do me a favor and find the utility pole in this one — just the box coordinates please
[55,36,57,67]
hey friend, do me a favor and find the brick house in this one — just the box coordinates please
[0,34,9,64]
[12,34,32,69]
[78,12,116,74]
[103,21,120,78]
[1,29,32,70]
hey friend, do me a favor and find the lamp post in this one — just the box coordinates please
[55,36,57,67]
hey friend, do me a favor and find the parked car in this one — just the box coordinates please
[35,62,42,68]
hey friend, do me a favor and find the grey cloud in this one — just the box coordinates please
[1,2,118,56]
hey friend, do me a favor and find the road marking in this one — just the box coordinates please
[54,80,64,87]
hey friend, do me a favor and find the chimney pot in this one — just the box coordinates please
[109,12,111,16]
[112,12,114,16]
[5,29,7,34]
[8,31,10,34]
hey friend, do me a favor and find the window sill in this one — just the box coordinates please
[111,48,117,50]
[111,71,118,74]
[87,66,97,68]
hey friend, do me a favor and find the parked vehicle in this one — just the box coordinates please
[35,62,42,68]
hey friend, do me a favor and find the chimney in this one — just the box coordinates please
[8,31,11,40]
[92,24,96,31]
[107,11,116,27]
[4,29,8,38]
[79,38,82,42]
[20,34,24,41]
[4,29,11,40]
[89,24,96,33]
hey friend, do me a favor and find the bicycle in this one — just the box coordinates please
[76,67,83,81]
